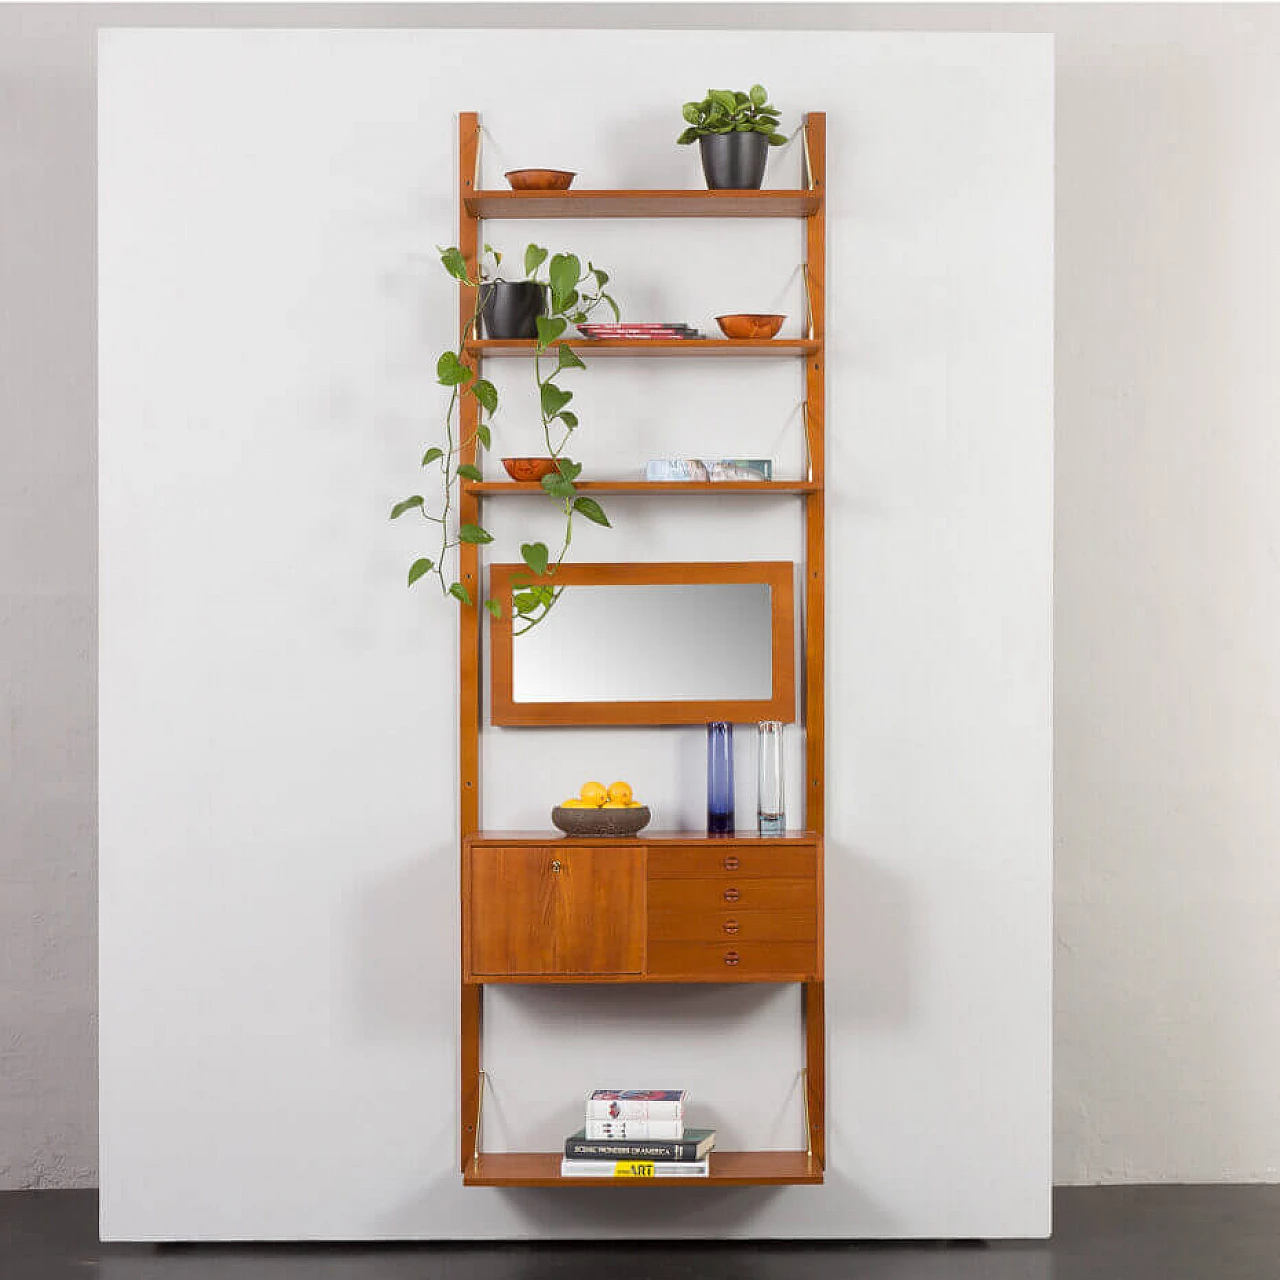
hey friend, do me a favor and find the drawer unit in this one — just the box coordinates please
[647,876,816,915]
[647,941,818,981]
[648,907,817,943]
[647,845,818,880]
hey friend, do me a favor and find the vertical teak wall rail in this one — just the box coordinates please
[802,111,827,1167]
[457,112,482,1172]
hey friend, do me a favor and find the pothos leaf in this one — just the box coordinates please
[540,382,573,419]
[520,541,550,576]
[390,495,424,519]
[535,315,568,348]
[438,246,468,282]
[524,244,549,278]
[475,422,492,450]
[421,447,444,466]
[408,558,434,585]
[436,350,473,386]
[456,463,482,482]
[471,378,498,413]
[458,523,493,544]
[484,599,502,619]
[557,344,586,371]
[573,496,610,527]
[449,581,473,606]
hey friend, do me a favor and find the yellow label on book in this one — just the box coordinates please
[613,1161,655,1177]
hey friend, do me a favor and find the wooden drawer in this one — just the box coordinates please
[647,845,817,880]
[649,908,816,944]
[648,876,815,915]
[647,941,818,981]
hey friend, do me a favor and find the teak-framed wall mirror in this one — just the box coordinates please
[488,561,796,727]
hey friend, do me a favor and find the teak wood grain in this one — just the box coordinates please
[466,338,818,359]
[462,189,822,219]
[488,561,796,727]
[464,1150,824,1187]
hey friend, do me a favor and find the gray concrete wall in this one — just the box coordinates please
[6,1,1280,1190]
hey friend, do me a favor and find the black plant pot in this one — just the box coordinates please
[478,280,546,340]
[698,131,770,190]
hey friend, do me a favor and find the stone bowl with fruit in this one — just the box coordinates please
[552,780,651,837]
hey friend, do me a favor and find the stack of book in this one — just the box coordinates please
[560,1089,716,1178]
[576,322,706,341]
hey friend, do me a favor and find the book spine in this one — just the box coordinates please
[565,1137,700,1161]
[584,1101,684,1120]
[584,1119,684,1140]
[560,1159,709,1179]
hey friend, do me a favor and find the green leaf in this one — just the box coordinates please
[472,378,498,413]
[602,293,621,322]
[559,410,579,430]
[456,463,482,482]
[458,523,493,544]
[535,315,568,348]
[549,254,581,304]
[677,127,700,146]
[408,557,433,586]
[768,132,787,146]
[436,350,473,386]
[590,266,609,288]
[540,382,573,419]
[550,287,579,317]
[535,584,556,606]
[750,83,767,106]
[524,244,548,278]
[449,581,472,606]
[734,91,749,106]
[573,496,610,527]
[513,591,540,615]
[520,541,550,576]
[439,246,468,282]
[557,457,582,481]
[682,102,702,124]
[709,89,737,115]
[541,473,576,500]
[475,422,492,450]
[390,495,424,519]
[421,447,444,466]
[485,598,502,619]
[557,344,586,371]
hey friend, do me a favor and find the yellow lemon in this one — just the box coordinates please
[607,780,633,805]
[602,801,628,809]
[625,801,644,808]
[580,781,608,807]
[560,798,592,808]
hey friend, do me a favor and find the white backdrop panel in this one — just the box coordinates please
[99,28,1052,1240]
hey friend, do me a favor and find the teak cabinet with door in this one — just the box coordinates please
[452,110,827,1188]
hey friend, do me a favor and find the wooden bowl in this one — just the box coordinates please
[502,457,559,483]
[715,313,785,340]
[505,169,576,192]
[551,805,651,838]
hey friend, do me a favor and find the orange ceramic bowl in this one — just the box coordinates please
[502,457,559,483]
[505,169,576,192]
[716,313,785,340]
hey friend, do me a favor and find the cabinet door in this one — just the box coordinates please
[468,846,645,978]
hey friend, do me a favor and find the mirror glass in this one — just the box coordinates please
[512,583,774,703]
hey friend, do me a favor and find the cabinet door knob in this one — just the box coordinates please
[550,859,562,873]
[723,887,740,903]
[723,855,740,871]
[723,920,740,936]
[724,950,741,966]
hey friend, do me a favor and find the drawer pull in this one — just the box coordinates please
[551,860,562,873]
[723,887,740,903]
[723,855,740,871]
[723,920,740,936]
[724,950,741,966]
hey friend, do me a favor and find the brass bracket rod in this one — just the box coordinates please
[801,1066,811,1158]
[473,1068,488,1168]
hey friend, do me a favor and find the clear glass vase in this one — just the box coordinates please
[706,722,735,836]
[757,720,785,835]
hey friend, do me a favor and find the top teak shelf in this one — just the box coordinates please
[462,189,822,219]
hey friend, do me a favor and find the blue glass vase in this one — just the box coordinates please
[706,722,735,836]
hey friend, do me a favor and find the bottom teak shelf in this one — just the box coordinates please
[464,1150,824,1187]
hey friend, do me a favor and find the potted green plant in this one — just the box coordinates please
[391,242,620,633]
[677,85,787,190]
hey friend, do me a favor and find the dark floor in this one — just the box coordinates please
[2,1186,1280,1280]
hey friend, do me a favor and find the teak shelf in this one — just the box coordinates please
[463,188,822,219]
[466,338,818,358]
[454,111,826,1188]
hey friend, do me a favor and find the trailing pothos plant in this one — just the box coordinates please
[390,242,620,635]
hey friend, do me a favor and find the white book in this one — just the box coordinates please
[584,1118,684,1140]
[560,1158,709,1179]
[584,1089,688,1120]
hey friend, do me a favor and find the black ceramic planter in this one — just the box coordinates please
[699,131,770,190]
[478,280,546,340]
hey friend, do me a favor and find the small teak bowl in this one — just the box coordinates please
[716,313,786,340]
[505,169,576,192]
[502,457,559,483]
[551,805,652,838]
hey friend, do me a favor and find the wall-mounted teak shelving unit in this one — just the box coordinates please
[454,111,826,1188]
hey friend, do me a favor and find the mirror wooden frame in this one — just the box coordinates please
[488,561,796,727]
